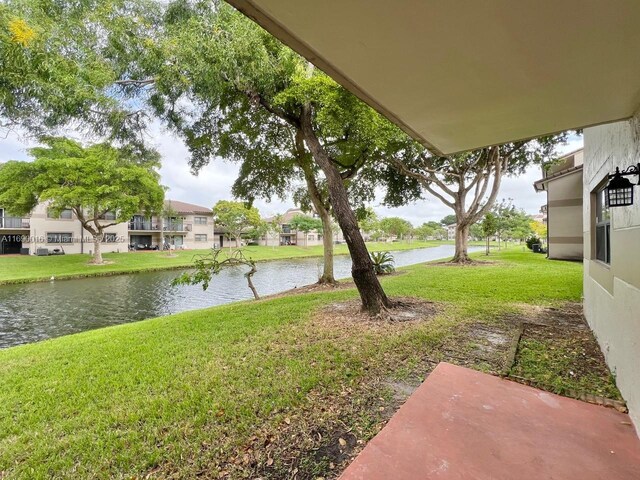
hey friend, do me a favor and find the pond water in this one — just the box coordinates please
[0,245,481,348]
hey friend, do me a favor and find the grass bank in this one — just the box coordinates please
[0,249,602,479]
[0,240,450,285]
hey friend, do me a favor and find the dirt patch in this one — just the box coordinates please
[318,297,438,325]
[427,260,499,267]
[87,260,115,266]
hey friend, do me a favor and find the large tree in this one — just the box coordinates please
[290,214,323,248]
[0,137,165,263]
[212,200,262,249]
[147,3,409,314]
[0,0,162,159]
[1,0,415,314]
[388,137,567,263]
[378,217,413,242]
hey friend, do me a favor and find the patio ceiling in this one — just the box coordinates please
[227,0,640,155]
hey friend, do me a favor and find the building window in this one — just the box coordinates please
[594,186,610,264]
[99,211,116,220]
[194,216,208,225]
[308,235,314,241]
[103,233,118,243]
[47,232,73,244]
[195,234,208,242]
[47,208,73,219]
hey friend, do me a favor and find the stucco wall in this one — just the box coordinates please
[547,171,583,260]
[28,204,128,255]
[583,118,640,435]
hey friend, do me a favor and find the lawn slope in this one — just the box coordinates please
[0,250,588,479]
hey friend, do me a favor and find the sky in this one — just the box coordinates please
[0,126,583,225]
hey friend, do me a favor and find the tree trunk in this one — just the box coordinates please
[92,232,104,264]
[485,235,490,256]
[318,212,336,284]
[300,108,389,314]
[245,264,259,300]
[296,133,336,284]
[451,223,471,263]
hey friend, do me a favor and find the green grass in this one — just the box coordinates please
[0,249,586,479]
[0,240,448,285]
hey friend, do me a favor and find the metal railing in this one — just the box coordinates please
[0,217,30,229]
[128,220,157,230]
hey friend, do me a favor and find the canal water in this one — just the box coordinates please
[0,245,481,348]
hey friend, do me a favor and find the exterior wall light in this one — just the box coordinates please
[606,164,639,207]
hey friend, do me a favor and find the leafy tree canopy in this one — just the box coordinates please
[378,217,413,238]
[212,200,262,246]
[290,214,322,234]
[0,136,165,262]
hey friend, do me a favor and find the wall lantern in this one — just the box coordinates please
[606,164,640,207]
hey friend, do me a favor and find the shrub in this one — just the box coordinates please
[526,236,541,250]
[370,251,395,275]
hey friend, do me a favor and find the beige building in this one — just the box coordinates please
[261,208,336,247]
[534,149,584,260]
[130,200,215,250]
[2,203,128,255]
[0,199,215,255]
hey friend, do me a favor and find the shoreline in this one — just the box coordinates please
[0,243,458,286]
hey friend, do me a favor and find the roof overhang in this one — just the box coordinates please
[227,0,640,155]
[533,164,584,192]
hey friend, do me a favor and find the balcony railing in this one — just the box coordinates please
[128,220,192,232]
[0,217,30,229]
[129,220,158,231]
[164,222,191,232]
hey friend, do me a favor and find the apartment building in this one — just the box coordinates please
[261,208,344,247]
[129,200,215,250]
[0,199,214,255]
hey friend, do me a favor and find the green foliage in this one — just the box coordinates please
[440,214,457,226]
[370,251,395,275]
[289,214,322,234]
[526,236,542,250]
[212,200,262,244]
[378,216,413,239]
[492,200,534,242]
[0,0,163,158]
[480,213,498,238]
[0,137,164,222]
[173,249,259,298]
[414,221,447,241]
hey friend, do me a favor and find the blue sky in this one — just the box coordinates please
[0,127,583,225]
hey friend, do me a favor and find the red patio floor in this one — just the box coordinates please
[340,363,640,480]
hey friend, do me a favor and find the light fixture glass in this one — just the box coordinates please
[605,165,639,208]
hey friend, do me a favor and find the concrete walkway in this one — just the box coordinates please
[340,363,640,479]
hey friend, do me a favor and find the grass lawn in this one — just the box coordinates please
[0,240,451,285]
[0,249,604,479]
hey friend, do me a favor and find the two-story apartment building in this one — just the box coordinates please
[0,199,215,255]
[260,208,347,247]
[129,200,215,250]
